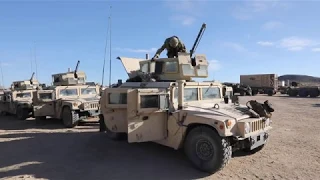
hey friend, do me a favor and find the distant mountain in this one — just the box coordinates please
[278,74,320,85]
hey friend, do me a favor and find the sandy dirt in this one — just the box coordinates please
[0,94,320,180]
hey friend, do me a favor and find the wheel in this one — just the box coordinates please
[62,106,79,128]
[184,126,232,173]
[288,89,298,97]
[309,89,319,97]
[240,91,245,96]
[298,89,308,97]
[252,90,258,96]
[267,90,273,96]
[16,107,29,120]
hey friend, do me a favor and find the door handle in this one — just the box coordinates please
[142,116,149,120]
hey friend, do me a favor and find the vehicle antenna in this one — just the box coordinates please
[108,6,112,87]
[30,47,33,74]
[34,41,39,80]
[101,6,111,87]
[0,61,4,90]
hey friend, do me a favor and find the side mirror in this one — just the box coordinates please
[223,95,229,104]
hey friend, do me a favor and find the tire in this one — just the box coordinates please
[309,89,319,98]
[298,89,308,97]
[62,106,79,128]
[16,106,29,120]
[288,89,298,97]
[184,126,232,173]
[267,90,273,96]
[240,91,245,96]
[252,90,258,96]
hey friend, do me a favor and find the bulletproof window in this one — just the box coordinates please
[164,61,178,73]
[140,95,158,108]
[174,88,198,102]
[108,93,127,104]
[140,94,168,109]
[81,87,97,95]
[60,89,78,96]
[184,88,198,101]
[197,65,208,76]
[202,87,221,100]
[39,92,53,100]
[181,64,195,76]
[16,92,32,98]
[155,62,164,74]
[77,77,85,84]
[140,63,149,73]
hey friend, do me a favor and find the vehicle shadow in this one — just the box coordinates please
[0,132,209,180]
[311,104,320,107]
[0,115,98,131]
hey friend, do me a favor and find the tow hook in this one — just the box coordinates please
[250,138,255,146]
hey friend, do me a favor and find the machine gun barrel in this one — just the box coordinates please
[30,72,35,84]
[74,60,80,78]
[190,23,206,58]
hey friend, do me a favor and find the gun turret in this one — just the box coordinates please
[115,23,208,82]
[52,61,86,86]
[11,80,39,91]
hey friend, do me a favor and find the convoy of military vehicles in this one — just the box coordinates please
[0,22,289,174]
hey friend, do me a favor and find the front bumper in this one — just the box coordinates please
[248,131,269,150]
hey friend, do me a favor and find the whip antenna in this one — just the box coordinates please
[101,6,111,87]
[108,6,112,87]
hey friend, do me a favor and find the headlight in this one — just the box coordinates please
[244,122,250,134]
[83,103,90,109]
[72,102,79,107]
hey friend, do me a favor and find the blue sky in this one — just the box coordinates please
[0,0,319,87]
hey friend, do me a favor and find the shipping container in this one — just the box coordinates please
[240,74,278,96]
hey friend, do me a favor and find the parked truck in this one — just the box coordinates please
[286,82,320,97]
[240,74,278,96]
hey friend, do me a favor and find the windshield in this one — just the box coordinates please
[202,87,221,100]
[174,88,198,102]
[59,89,78,97]
[81,87,97,95]
[39,92,52,100]
[16,92,32,98]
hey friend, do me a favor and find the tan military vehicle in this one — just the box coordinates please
[0,73,40,120]
[99,23,274,174]
[32,61,101,128]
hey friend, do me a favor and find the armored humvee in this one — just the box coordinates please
[0,73,40,120]
[32,61,101,128]
[99,23,274,173]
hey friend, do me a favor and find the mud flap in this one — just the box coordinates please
[249,132,269,150]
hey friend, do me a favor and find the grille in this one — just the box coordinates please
[250,119,266,132]
[89,103,99,109]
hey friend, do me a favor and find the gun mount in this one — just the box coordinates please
[117,23,208,82]
[52,60,87,86]
[10,72,40,91]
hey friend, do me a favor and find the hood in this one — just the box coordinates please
[184,102,251,121]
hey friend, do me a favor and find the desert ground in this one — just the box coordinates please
[0,94,320,180]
